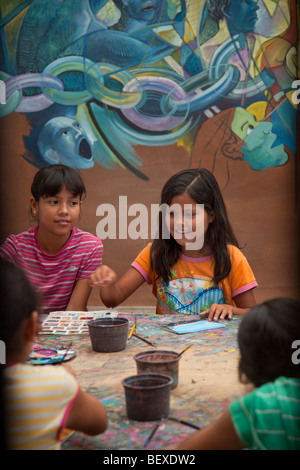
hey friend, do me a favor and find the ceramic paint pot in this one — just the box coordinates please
[134,350,180,389]
[88,318,128,352]
[122,373,173,421]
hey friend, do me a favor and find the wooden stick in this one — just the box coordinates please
[144,422,161,448]
[132,333,155,347]
[178,343,194,356]
[167,416,201,430]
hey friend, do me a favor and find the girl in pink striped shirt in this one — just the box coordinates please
[0,164,103,314]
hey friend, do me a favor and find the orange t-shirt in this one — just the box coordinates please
[132,243,257,315]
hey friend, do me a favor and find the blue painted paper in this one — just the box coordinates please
[164,321,226,335]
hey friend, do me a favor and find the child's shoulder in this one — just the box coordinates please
[137,242,152,257]
[239,377,300,404]
[4,363,79,405]
[227,244,246,259]
[1,226,37,246]
[133,243,152,265]
[72,228,103,247]
[263,376,300,393]
[5,362,74,379]
[7,226,36,238]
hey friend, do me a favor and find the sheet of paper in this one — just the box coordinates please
[161,320,226,335]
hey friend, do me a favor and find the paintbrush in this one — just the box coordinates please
[167,416,201,430]
[56,342,73,364]
[177,343,194,357]
[144,421,161,448]
[132,333,156,347]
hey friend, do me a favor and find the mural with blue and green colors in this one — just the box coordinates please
[0,0,298,183]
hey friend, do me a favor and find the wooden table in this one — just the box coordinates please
[37,312,249,450]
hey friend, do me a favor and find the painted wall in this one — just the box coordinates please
[0,0,299,307]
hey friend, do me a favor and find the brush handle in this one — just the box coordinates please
[132,333,155,347]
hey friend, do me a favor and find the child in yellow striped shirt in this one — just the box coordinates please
[0,259,108,450]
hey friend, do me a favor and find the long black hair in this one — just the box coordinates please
[150,168,239,284]
[238,298,300,387]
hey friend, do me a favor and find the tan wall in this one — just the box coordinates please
[1,112,299,308]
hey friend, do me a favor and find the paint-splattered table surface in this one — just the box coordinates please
[36,312,250,450]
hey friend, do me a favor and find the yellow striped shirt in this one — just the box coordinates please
[3,363,79,450]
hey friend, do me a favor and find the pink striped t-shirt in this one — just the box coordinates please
[0,226,103,314]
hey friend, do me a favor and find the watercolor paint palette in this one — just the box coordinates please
[39,310,118,335]
[27,343,76,365]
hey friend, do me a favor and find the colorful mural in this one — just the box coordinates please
[0,0,299,182]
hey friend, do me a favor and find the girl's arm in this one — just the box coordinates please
[91,266,145,308]
[199,289,256,321]
[66,278,92,311]
[65,387,108,435]
[176,408,243,450]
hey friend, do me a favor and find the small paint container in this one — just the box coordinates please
[122,373,173,421]
[134,350,180,389]
[88,318,128,353]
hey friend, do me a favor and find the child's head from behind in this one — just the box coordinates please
[31,164,86,202]
[238,298,300,387]
[0,259,40,359]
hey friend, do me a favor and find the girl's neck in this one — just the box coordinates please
[7,342,33,365]
[181,244,212,258]
[37,227,72,255]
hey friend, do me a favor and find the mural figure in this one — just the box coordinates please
[194,0,298,184]
[0,0,298,180]
[37,116,94,169]
[202,0,259,37]
[191,103,289,188]
[231,106,288,171]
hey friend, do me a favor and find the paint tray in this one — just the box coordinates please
[27,344,76,365]
[39,309,118,335]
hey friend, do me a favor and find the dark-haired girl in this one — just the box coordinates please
[91,168,257,320]
[176,298,300,450]
[0,164,103,314]
[0,259,108,449]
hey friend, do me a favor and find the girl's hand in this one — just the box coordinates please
[199,291,257,321]
[199,303,233,321]
[90,265,117,287]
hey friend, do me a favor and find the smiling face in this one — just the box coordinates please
[166,193,214,255]
[31,186,82,245]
